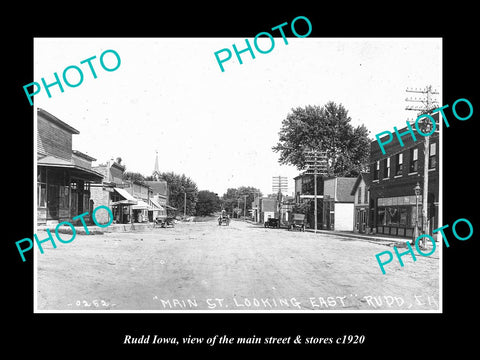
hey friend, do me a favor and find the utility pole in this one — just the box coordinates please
[243,194,247,221]
[184,191,187,218]
[272,175,288,194]
[304,148,328,233]
[405,85,439,246]
[272,175,288,224]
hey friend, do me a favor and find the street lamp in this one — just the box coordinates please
[412,182,421,246]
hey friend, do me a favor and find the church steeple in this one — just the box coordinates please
[153,150,160,181]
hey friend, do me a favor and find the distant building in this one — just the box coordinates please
[37,108,103,226]
[144,151,173,219]
[260,197,278,223]
[90,158,162,224]
[91,158,134,224]
[323,177,356,231]
[293,173,356,230]
[350,172,372,233]
[293,173,324,229]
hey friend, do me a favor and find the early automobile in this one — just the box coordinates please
[155,215,175,228]
[218,211,230,226]
[288,213,306,231]
[264,217,280,228]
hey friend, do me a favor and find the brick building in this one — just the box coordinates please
[37,108,103,226]
[90,158,133,224]
[369,116,439,237]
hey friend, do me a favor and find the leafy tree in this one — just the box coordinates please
[195,190,221,216]
[221,186,262,217]
[123,171,146,184]
[272,102,371,177]
[157,171,198,216]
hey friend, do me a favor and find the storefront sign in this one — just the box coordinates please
[15,205,113,262]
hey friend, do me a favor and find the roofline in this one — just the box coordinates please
[37,108,80,134]
[72,149,97,161]
[37,163,104,180]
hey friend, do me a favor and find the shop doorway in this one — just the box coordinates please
[47,184,59,220]
[358,209,367,233]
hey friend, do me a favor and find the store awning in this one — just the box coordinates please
[132,200,150,210]
[114,188,137,201]
[111,188,138,206]
[38,155,104,182]
[111,199,137,206]
[149,198,165,211]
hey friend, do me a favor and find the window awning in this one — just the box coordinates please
[112,188,138,206]
[111,199,137,205]
[132,200,150,210]
[114,188,137,201]
[149,198,165,211]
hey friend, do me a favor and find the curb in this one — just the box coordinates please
[306,229,411,244]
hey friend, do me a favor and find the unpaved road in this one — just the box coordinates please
[36,219,440,311]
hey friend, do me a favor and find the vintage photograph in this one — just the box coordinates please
[33,37,442,312]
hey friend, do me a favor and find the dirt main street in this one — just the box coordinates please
[36,218,440,312]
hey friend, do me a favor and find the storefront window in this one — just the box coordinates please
[377,208,386,226]
[399,206,408,225]
[386,206,399,225]
[429,142,437,169]
[59,185,70,209]
[410,204,423,228]
[71,191,78,214]
[38,183,46,207]
[37,167,46,182]
[83,194,90,213]
[377,196,423,228]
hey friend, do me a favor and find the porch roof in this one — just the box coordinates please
[37,155,103,182]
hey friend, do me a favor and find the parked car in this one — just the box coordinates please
[288,213,306,231]
[155,215,176,228]
[264,218,280,228]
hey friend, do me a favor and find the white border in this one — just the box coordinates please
[33,37,443,314]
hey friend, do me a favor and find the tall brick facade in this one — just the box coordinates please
[369,116,440,237]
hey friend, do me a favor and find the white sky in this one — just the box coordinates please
[34,37,441,196]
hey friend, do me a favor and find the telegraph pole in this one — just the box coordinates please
[405,85,439,246]
[304,149,328,233]
[184,192,187,218]
[272,175,288,224]
[243,194,247,221]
